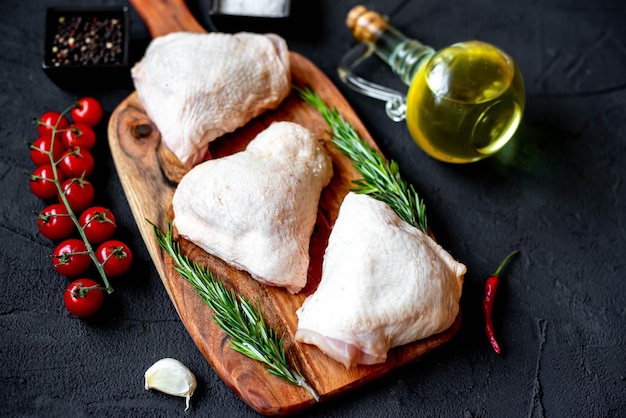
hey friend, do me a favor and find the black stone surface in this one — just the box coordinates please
[2,0,625,417]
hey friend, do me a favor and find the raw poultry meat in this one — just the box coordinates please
[131,31,291,167]
[172,121,333,293]
[295,192,466,367]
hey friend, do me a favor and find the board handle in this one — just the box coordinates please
[130,0,207,38]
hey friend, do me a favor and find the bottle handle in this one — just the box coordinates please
[338,43,407,122]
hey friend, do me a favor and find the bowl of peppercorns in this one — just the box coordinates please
[43,7,130,90]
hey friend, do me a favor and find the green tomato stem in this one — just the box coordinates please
[46,106,114,295]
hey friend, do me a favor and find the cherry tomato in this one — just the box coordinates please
[36,111,70,136]
[52,238,91,277]
[63,278,104,317]
[79,206,117,244]
[71,97,103,127]
[29,135,66,166]
[37,203,74,241]
[62,123,96,151]
[96,240,133,277]
[59,147,94,178]
[29,165,63,199]
[59,178,95,213]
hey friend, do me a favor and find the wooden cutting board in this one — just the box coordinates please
[108,0,461,415]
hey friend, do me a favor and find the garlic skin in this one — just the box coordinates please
[144,358,197,410]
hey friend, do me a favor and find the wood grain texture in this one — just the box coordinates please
[131,0,205,37]
[108,1,461,415]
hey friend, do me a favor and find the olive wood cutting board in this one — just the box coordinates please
[107,0,461,415]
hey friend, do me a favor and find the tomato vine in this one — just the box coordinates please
[28,97,133,316]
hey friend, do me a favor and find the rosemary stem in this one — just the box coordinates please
[149,219,319,401]
[295,86,427,233]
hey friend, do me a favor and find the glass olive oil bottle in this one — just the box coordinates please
[341,6,525,163]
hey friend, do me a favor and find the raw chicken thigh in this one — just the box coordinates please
[172,122,333,293]
[296,192,466,368]
[131,32,291,167]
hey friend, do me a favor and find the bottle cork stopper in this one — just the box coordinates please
[346,5,389,43]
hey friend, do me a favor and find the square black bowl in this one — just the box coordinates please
[43,7,130,91]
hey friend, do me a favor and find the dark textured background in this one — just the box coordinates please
[1,0,625,416]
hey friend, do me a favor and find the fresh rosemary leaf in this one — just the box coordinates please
[296,86,428,233]
[150,219,319,401]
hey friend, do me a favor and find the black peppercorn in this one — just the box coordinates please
[50,14,124,67]
[43,8,130,90]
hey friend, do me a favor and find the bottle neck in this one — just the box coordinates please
[372,26,435,85]
[346,6,435,86]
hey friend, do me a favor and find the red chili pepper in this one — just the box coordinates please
[483,250,519,354]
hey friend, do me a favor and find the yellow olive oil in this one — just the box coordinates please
[405,42,525,163]
[345,6,526,163]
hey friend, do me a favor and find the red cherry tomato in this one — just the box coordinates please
[37,203,74,240]
[59,178,95,213]
[96,240,133,277]
[71,97,103,127]
[59,147,94,178]
[29,135,66,166]
[62,123,96,151]
[37,111,70,136]
[52,239,92,277]
[63,278,104,317]
[79,206,117,244]
[29,165,63,199]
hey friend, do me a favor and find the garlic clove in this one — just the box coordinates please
[144,358,197,410]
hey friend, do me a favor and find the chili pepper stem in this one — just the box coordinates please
[491,249,519,278]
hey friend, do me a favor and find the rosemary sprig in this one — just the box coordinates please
[296,86,428,233]
[150,219,319,401]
